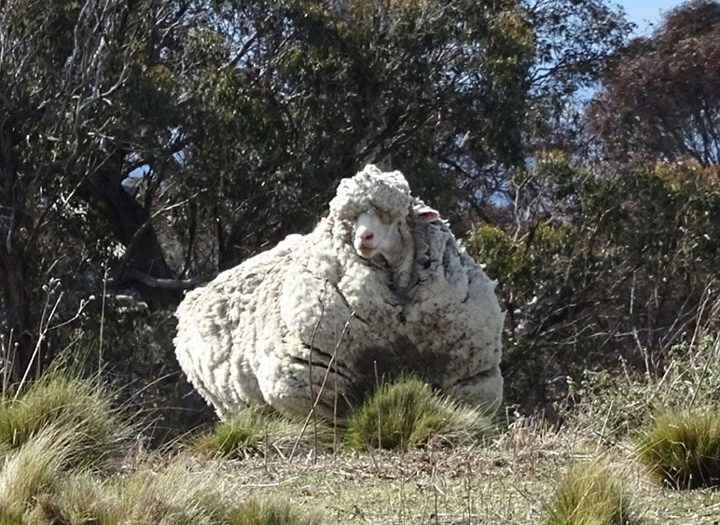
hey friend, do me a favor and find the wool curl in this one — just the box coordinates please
[328,164,412,221]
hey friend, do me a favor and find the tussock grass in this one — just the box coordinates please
[636,409,720,489]
[0,370,132,468]
[224,497,323,525]
[545,459,639,525]
[0,369,324,523]
[345,375,494,451]
[189,407,270,458]
[188,405,334,458]
[0,424,83,519]
[44,455,322,524]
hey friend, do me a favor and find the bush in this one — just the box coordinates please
[567,335,720,445]
[467,156,720,414]
[636,409,720,489]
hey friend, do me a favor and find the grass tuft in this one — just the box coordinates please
[636,409,720,489]
[0,370,132,468]
[0,424,80,518]
[188,405,326,458]
[545,459,639,525]
[345,375,494,451]
[225,497,324,525]
[46,455,322,524]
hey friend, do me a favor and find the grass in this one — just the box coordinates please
[188,405,327,458]
[345,375,495,451]
[0,371,325,524]
[565,335,720,447]
[636,409,720,490]
[23,455,323,524]
[0,424,78,521]
[545,458,640,525]
[4,342,720,523]
[0,369,132,468]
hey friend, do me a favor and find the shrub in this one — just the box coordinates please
[545,459,639,525]
[468,156,720,414]
[345,375,494,451]
[566,335,720,445]
[636,409,720,489]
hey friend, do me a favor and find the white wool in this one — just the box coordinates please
[174,165,504,420]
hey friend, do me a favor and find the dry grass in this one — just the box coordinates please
[544,458,639,525]
[3,357,720,523]
[636,409,720,490]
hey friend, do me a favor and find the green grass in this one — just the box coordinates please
[0,372,324,524]
[0,423,93,519]
[188,405,321,458]
[345,375,495,451]
[636,409,720,489]
[0,370,132,468]
[224,497,323,525]
[4,338,720,523]
[545,459,640,525]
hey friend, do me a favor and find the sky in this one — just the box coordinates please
[620,0,687,35]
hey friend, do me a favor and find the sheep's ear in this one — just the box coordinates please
[327,213,335,225]
[413,204,439,222]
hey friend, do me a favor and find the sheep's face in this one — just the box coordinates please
[351,204,439,264]
[353,210,405,262]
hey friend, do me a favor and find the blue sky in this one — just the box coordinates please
[621,0,686,34]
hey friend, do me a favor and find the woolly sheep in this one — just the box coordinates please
[174,165,504,421]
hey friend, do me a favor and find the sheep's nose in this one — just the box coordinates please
[355,227,376,252]
[358,230,374,247]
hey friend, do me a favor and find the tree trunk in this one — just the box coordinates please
[80,149,183,310]
[0,107,34,380]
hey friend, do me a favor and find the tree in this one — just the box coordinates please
[468,155,720,413]
[0,0,643,419]
[0,0,202,379]
[0,0,537,382]
[522,0,634,156]
[588,0,720,166]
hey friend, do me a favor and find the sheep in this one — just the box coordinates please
[174,164,503,421]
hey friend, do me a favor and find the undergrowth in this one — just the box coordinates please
[3,334,720,523]
[567,335,720,444]
[0,372,322,524]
